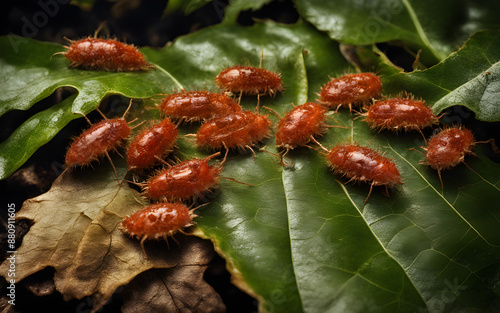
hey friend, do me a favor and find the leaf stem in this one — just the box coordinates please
[152,62,184,90]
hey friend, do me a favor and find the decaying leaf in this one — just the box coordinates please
[0,160,221,312]
[0,294,18,313]
[121,237,225,313]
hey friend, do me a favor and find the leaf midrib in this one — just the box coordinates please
[401,0,447,61]
[151,61,184,90]
[338,181,428,309]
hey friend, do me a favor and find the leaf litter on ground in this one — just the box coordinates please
[0,159,224,312]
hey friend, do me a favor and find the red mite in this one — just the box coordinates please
[126,118,178,171]
[196,111,272,155]
[363,98,439,132]
[315,140,402,205]
[65,103,134,182]
[56,37,154,71]
[215,65,283,97]
[318,73,382,111]
[143,153,223,202]
[159,90,242,122]
[422,127,475,188]
[120,202,196,257]
[276,102,328,150]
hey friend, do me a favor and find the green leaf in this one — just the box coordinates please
[0,35,179,179]
[369,30,500,122]
[145,20,353,312]
[163,0,273,24]
[293,0,500,64]
[164,0,212,16]
[282,114,500,312]
[0,36,174,117]
[222,0,274,25]
[140,21,500,312]
[143,20,500,312]
[0,94,77,180]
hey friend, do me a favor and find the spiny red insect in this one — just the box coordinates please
[126,118,178,171]
[65,103,134,182]
[143,153,223,202]
[56,37,154,71]
[65,119,130,167]
[196,111,272,155]
[363,97,439,132]
[120,202,196,257]
[318,73,382,111]
[326,144,402,187]
[315,139,402,205]
[215,65,283,97]
[276,102,328,150]
[422,127,475,188]
[159,90,242,122]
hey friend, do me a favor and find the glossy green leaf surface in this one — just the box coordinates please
[282,114,500,312]
[371,30,500,122]
[0,36,173,117]
[0,94,76,179]
[293,0,500,64]
[0,35,181,179]
[1,20,500,313]
[144,20,353,312]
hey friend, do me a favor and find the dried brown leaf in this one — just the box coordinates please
[0,161,221,312]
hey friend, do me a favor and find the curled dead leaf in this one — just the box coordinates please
[0,160,223,312]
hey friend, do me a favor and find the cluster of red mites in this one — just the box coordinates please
[61,35,482,252]
[313,72,480,199]
[59,36,286,254]
[126,63,284,253]
[275,72,480,206]
[270,73,402,202]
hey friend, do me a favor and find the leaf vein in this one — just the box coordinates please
[389,146,500,248]
[337,181,426,303]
